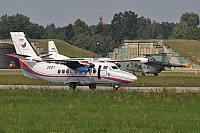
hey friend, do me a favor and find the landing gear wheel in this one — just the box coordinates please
[113,85,119,90]
[89,84,96,90]
[69,83,77,90]
[154,73,158,76]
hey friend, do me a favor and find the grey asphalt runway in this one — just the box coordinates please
[0,85,200,92]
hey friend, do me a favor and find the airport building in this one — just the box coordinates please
[0,41,20,69]
[108,40,199,70]
[108,40,165,60]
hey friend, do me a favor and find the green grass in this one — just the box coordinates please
[128,71,200,87]
[0,89,200,132]
[164,39,200,65]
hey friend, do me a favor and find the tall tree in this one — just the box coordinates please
[172,12,200,39]
[151,20,162,39]
[0,14,45,39]
[180,12,199,28]
[111,11,138,45]
[160,22,176,39]
[45,23,56,38]
[136,17,152,39]
[26,23,45,39]
[73,19,92,36]
[64,23,75,43]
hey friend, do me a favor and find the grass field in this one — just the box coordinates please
[1,70,200,132]
[164,39,200,65]
[30,39,100,58]
[0,89,200,132]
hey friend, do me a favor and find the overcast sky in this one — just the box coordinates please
[0,0,200,27]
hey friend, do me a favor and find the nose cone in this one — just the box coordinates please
[117,71,137,84]
[126,72,137,83]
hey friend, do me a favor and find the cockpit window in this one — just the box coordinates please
[111,66,118,69]
[147,56,155,61]
[103,66,108,70]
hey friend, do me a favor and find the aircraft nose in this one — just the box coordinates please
[129,74,137,82]
[125,73,137,83]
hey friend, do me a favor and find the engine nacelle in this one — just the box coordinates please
[75,67,89,72]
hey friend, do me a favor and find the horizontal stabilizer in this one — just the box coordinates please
[7,53,30,58]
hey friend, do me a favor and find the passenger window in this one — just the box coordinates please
[66,69,70,74]
[62,69,65,74]
[58,69,61,74]
[103,66,108,70]
[75,71,78,74]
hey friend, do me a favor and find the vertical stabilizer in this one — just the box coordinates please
[185,58,195,68]
[48,41,70,59]
[10,32,38,57]
[48,41,58,54]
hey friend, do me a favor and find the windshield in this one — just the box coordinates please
[111,66,118,69]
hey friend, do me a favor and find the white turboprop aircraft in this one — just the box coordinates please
[8,32,148,90]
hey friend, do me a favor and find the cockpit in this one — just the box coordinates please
[102,65,119,71]
[146,56,156,61]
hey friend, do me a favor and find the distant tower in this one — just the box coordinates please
[99,13,103,24]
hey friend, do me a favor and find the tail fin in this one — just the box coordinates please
[48,41,70,59]
[48,41,58,54]
[185,57,195,68]
[10,32,38,57]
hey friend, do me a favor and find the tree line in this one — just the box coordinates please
[0,11,199,56]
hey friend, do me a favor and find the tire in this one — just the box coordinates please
[69,83,77,90]
[154,73,158,76]
[113,85,119,90]
[89,84,96,90]
[142,73,145,76]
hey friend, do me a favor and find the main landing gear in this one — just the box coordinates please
[89,84,96,90]
[154,73,158,76]
[69,83,97,90]
[69,83,77,90]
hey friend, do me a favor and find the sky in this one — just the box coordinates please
[0,0,200,27]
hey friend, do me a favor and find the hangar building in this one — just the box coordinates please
[0,42,20,69]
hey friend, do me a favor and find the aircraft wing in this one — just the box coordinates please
[43,59,94,71]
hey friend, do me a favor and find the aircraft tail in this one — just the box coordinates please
[10,32,38,57]
[48,41,58,54]
[185,57,195,68]
[48,40,70,59]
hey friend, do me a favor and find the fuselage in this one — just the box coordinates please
[19,57,137,86]
[126,61,164,74]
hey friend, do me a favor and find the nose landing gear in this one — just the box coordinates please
[113,85,119,90]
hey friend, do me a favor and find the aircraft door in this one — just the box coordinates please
[98,65,101,79]
[97,65,108,82]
